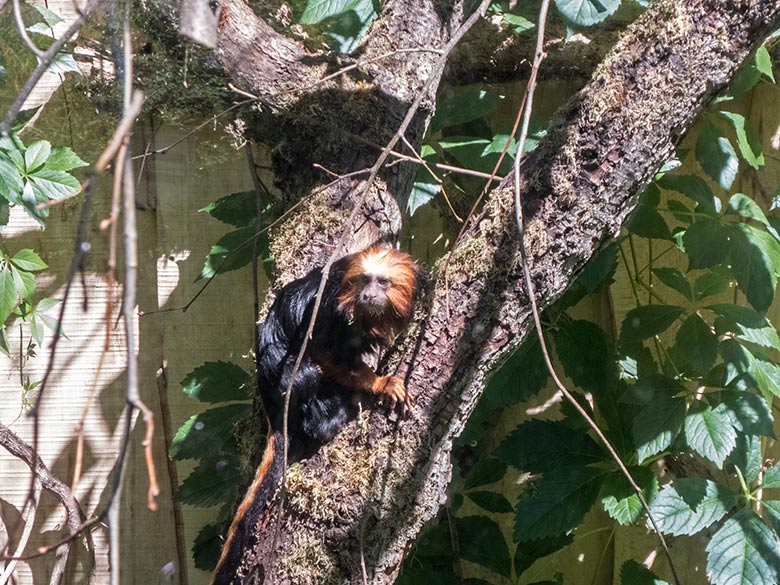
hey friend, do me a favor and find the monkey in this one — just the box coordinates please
[210,245,422,585]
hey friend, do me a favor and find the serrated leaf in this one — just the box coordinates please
[192,522,223,571]
[730,223,780,314]
[600,467,659,525]
[0,156,23,203]
[755,45,775,82]
[181,361,252,403]
[463,457,507,490]
[554,0,620,27]
[200,191,258,228]
[408,182,439,216]
[465,491,513,513]
[457,516,511,578]
[694,267,731,301]
[764,501,780,535]
[10,265,35,301]
[669,314,718,377]
[706,508,780,585]
[299,0,374,24]
[10,249,47,272]
[626,191,672,240]
[683,219,731,269]
[29,315,44,347]
[652,267,692,300]
[0,266,18,324]
[619,305,685,344]
[721,339,780,400]
[696,122,739,191]
[496,420,604,473]
[760,463,780,489]
[684,402,737,468]
[578,243,618,293]
[198,226,255,280]
[431,88,504,132]
[484,337,549,409]
[31,4,63,26]
[658,174,720,215]
[44,146,88,171]
[514,465,606,542]
[719,115,765,170]
[633,398,686,462]
[727,193,770,226]
[730,432,762,484]
[177,454,245,507]
[28,169,80,200]
[621,374,684,405]
[170,403,251,460]
[707,303,780,351]
[649,478,738,536]
[24,140,51,174]
[43,52,81,75]
[554,320,611,393]
[620,559,669,585]
[719,390,774,437]
[514,535,573,577]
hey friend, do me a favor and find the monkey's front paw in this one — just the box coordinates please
[376,375,412,414]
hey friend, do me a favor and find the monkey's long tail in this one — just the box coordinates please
[210,430,285,585]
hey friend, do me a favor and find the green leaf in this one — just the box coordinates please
[198,226,256,280]
[24,140,51,173]
[10,265,35,301]
[299,0,373,24]
[621,374,684,405]
[696,122,738,190]
[503,13,535,34]
[408,182,439,216]
[45,52,81,75]
[633,398,686,462]
[44,146,88,171]
[719,390,774,437]
[760,463,780,489]
[619,305,685,344]
[682,219,730,269]
[706,508,780,585]
[721,339,780,400]
[649,478,738,536]
[718,114,765,170]
[764,501,780,535]
[708,303,780,351]
[465,491,513,514]
[181,361,252,403]
[457,516,511,578]
[620,560,669,585]
[554,320,611,393]
[694,267,731,301]
[192,522,224,571]
[177,454,245,507]
[755,45,775,82]
[497,420,604,473]
[463,457,507,490]
[0,156,23,203]
[652,267,692,300]
[730,432,762,484]
[436,137,506,174]
[658,174,719,215]
[430,88,504,132]
[31,4,63,26]
[730,223,780,314]
[483,336,548,409]
[28,169,80,200]
[514,465,606,541]
[600,467,659,525]
[727,193,770,226]
[170,403,251,460]
[669,314,718,377]
[200,191,258,228]
[577,243,618,293]
[10,249,47,272]
[554,0,620,27]
[0,266,18,324]
[684,402,737,468]
[514,535,573,577]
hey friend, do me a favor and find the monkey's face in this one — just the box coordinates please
[355,273,392,315]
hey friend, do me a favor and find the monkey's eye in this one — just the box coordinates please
[377,277,390,287]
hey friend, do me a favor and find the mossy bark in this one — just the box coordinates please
[207,0,780,583]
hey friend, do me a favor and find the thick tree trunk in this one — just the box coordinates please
[209,0,780,583]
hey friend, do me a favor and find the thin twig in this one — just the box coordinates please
[510,2,681,584]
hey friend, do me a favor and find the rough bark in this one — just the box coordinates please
[208,0,780,583]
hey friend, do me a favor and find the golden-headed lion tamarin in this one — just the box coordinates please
[211,245,422,584]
